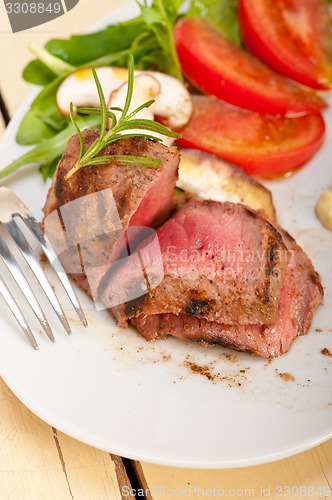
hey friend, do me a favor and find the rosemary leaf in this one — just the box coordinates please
[69,103,84,161]
[66,55,182,179]
[125,99,156,120]
[77,106,118,127]
[114,119,181,138]
[103,133,163,144]
[92,68,108,138]
[82,155,162,167]
[119,54,135,122]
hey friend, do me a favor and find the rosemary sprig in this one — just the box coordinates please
[65,54,181,179]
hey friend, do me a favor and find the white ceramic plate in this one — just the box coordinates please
[0,2,332,469]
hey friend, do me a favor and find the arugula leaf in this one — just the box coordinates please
[1,115,101,179]
[29,42,76,76]
[42,3,183,78]
[45,23,144,66]
[39,155,62,181]
[186,0,242,46]
[132,0,184,79]
[23,60,56,85]
[16,77,69,145]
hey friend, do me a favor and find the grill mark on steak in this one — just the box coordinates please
[184,289,215,316]
[125,294,146,318]
[261,238,280,303]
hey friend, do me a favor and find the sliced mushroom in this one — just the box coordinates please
[56,66,193,143]
[108,74,160,121]
[108,75,175,146]
[56,66,129,116]
[138,70,192,129]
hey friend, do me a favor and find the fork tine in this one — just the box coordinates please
[0,233,55,342]
[3,219,71,335]
[0,274,38,350]
[21,214,87,327]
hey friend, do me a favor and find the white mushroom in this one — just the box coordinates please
[56,66,129,116]
[108,74,178,146]
[137,70,192,129]
[56,66,193,145]
[108,74,160,121]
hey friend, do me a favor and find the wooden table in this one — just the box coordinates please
[0,1,331,498]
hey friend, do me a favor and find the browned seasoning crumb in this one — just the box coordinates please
[185,361,215,381]
[240,369,245,373]
[321,348,332,357]
[221,353,238,363]
[315,328,323,332]
[279,372,295,382]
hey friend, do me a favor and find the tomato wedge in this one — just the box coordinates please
[239,0,332,90]
[173,18,326,116]
[175,95,325,176]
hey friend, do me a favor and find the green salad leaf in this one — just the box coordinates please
[23,60,57,85]
[45,23,144,67]
[186,0,241,46]
[134,0,185,79]
[39,155,62,181]
[1,115,101,180]
[16,77,69,145]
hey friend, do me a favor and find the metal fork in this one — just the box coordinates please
[0,187,87,349]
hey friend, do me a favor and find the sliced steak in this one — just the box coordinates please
[42,130,179,295]
[106,199,289,327]
[131,231,323,358]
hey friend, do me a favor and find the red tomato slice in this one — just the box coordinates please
[173,17,326,116]
[239,0,332,90]
[175,95,325,176]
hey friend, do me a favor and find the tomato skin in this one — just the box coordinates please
[173,18,326,116]
[176,95,325,177]
[239,0,332,90]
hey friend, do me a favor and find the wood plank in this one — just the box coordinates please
[0,378,73,500]
[54,431,125,500]
[141,440,332,500]
[111,455,134,499]
[0,378,130,499]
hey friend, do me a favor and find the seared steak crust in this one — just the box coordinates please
[109,200,289,327]
[42,130,179,295]
[43,130,179,228]
[131,231,323,358]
